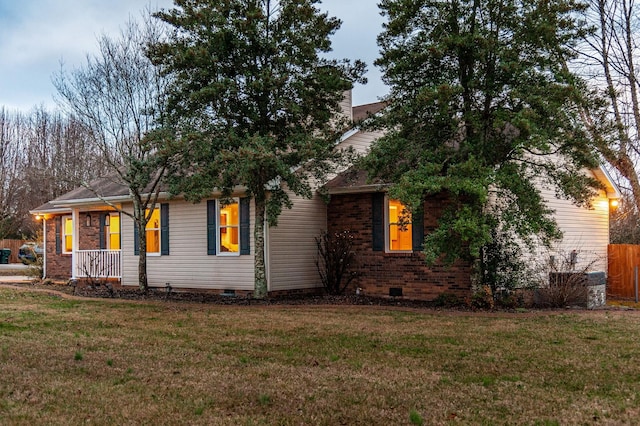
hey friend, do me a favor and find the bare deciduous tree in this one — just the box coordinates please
[53,14,171,292]
[0,107,104,239]
[0,108,28,238]
[579,0,640,212]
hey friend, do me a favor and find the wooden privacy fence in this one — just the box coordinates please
[0,239,28,264]
[608,244,640,299]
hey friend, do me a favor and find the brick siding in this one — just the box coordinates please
[327,192,473,301]
[44,212,104,280]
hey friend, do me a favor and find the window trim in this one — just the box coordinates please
[385,197,413,253]
[217,198,240,256]
[106,212,121,250]
[146,208,161,256]
[134,204,169,256]
[62,215,73,254]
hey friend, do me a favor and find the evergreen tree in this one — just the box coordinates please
[365,0,602,286]
[150,0,365,298]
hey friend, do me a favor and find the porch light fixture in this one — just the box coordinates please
[104,214,110,227]
[610,198,620,210]
[85,213,91,227]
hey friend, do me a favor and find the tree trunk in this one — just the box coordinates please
[133,198,148,293]
[253,196,267,299]
[614,154,640,214]
[137,220,148,293]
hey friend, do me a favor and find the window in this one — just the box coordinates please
[146,208,160,254]
[219,200,239,254]
[207,198,249,256]
[134,204,169,256]
[372,193,423,253]
[106,213,120,250]
[387,199,413,252]
[63,216,73,254]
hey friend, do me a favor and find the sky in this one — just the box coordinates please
[0,0,387,112]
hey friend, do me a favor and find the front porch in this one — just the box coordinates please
[74,249,121,279]
[39,207,122,281]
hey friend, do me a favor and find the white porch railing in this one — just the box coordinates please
[75,250,121,279]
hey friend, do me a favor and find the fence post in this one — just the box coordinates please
[635,265,638,303]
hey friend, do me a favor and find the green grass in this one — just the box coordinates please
[409,409,424,425]
[1,287,640,424]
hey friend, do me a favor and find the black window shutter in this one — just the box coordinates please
[207,200,217,255]
[99,213,106,250]
[372,193,384,251]
[161,203,169,255]
[134,220,139,255]
[55,216,62,254]
[240,197,250,255]
[412,205,424,252]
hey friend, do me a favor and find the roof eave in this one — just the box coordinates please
[29,207,72,215]
[338,127,360,144]
[50,194,136,208]
[592,166,622,198]
[49,186,250,208]
[326,184,389,195]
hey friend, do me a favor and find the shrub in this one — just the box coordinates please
[533,250,598,308]
[26,256,44,279]
[481,228,528,299]
[433,292,461,308]
[470,288,493,309]
[536,272,589,308]
[315,230,358,295]
[493,289,525,309]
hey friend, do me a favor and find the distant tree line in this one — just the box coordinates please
[0,107,107,239]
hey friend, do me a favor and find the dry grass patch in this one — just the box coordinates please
[1,289,640,425]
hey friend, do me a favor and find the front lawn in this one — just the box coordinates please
[1,288,639,425]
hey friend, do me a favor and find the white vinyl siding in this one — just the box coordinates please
[268,191,327,291]
[268,129,388,291]
[337,129,384,156]
[542,183,610,272]
[514,167,611,280]
[121,199,254,290]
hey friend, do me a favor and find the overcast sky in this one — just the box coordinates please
[0,0,387,112]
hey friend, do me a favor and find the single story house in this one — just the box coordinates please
[31,93,621,300]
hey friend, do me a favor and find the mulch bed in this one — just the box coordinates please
[5,279,450,310]
[4,280,632,314]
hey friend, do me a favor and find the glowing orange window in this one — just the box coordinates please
[388,199,412,251]
[219,200,239,254]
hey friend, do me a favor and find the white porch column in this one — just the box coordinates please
[71,208,80,279]
[42,218,47,279]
